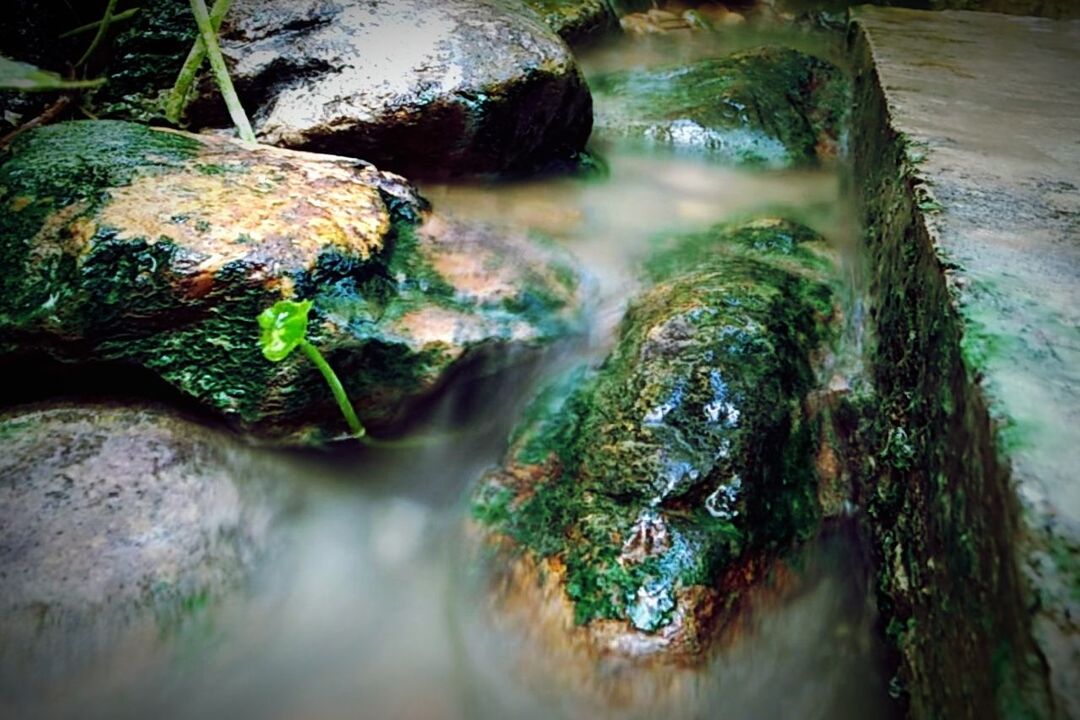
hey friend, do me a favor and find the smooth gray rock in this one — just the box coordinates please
[0,404,281,629]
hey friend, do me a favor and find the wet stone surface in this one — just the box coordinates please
[471,218,838,661]
[523,0,619,44]
[0,121,584,444]
[851,8,1080,717]
[182,0,594,178]
[589,46,847,167]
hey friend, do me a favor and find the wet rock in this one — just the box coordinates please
[0,121,583,443]
[183,0,592,179]
[589,47,847,167]
[0,404,280,634]
[523,0,619,44]
[471,219,837,661]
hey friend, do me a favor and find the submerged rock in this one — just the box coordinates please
[182,0,592,178]
[0,404,280,633]
[471,219,836,661]
[590,47,847,167]
[0,121,582,443]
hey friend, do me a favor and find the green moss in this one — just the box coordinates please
[0,121,202,331]
[590,47,847,167]
[645,218,835,285]
[849,28,1051,717]
[474,219,835,629]
[522,0,617,43]
[94,0,197,122]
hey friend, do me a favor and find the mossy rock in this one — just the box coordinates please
[589,46,848,167]
[472,219,836,657]
[522,0,619,44]
[0,121,583,443]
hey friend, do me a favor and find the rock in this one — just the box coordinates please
[0,405,281,653]
[471,219,837,662]
[0,121,583,443]
[850,8,1080,717]
[589,46,847,167]
[522,0,618,44]
[184,0,593,179]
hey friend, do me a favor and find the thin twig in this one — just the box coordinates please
[59,7,140,39]
[187,0,253,141]
[74,0,119,68]
[0,94,74,149]
[165,0,230,123]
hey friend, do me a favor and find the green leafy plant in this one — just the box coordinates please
[166,0,229,123]
[258,299,366,439]
[182,0,255,142]
[0,57,105,91]
[58,8,141,39]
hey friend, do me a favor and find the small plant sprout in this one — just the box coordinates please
[258,299,366,439]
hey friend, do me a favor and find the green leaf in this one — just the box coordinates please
[0,56,105,91]
[258,299,313,362]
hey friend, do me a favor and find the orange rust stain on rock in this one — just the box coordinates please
[179,270,216,300]
[468,533,799,712]
[96,146,391,276]
[8,195,33,213]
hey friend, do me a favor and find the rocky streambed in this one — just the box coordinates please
[6,1,1053,718]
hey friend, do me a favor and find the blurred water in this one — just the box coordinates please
[0,28,895,720]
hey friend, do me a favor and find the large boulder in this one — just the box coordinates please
[471,219,837,662]
[0,403,282,680]
[181,0,593,178]
[589,46,847,167]
[0,121,583,443]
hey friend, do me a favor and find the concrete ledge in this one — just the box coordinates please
[849,7,1079,718]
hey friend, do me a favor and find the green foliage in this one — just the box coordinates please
[257,299,365,439]
[257,299,312,362]
[185,0,254,142]
[0,57,105,91]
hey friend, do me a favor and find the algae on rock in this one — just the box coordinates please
[522,0,619,44]
[590,46,848,167]
[472,219,838,656]
[0,120,583,443]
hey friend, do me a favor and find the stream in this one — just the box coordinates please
[2,26,899,720]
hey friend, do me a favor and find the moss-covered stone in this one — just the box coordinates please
[93,0,197,122]
[0,121,583,443]
[848,16,1055,717]
[589,46,848,167]
[472,219,836,656]
[522,0,618,44]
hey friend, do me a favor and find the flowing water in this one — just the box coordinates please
[2,28,898,720]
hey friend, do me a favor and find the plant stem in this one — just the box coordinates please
[59,7,140,39]
[299,340,366,439]
[166,0,230,124]
[188,0,254,142]
[75,0,119,68]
